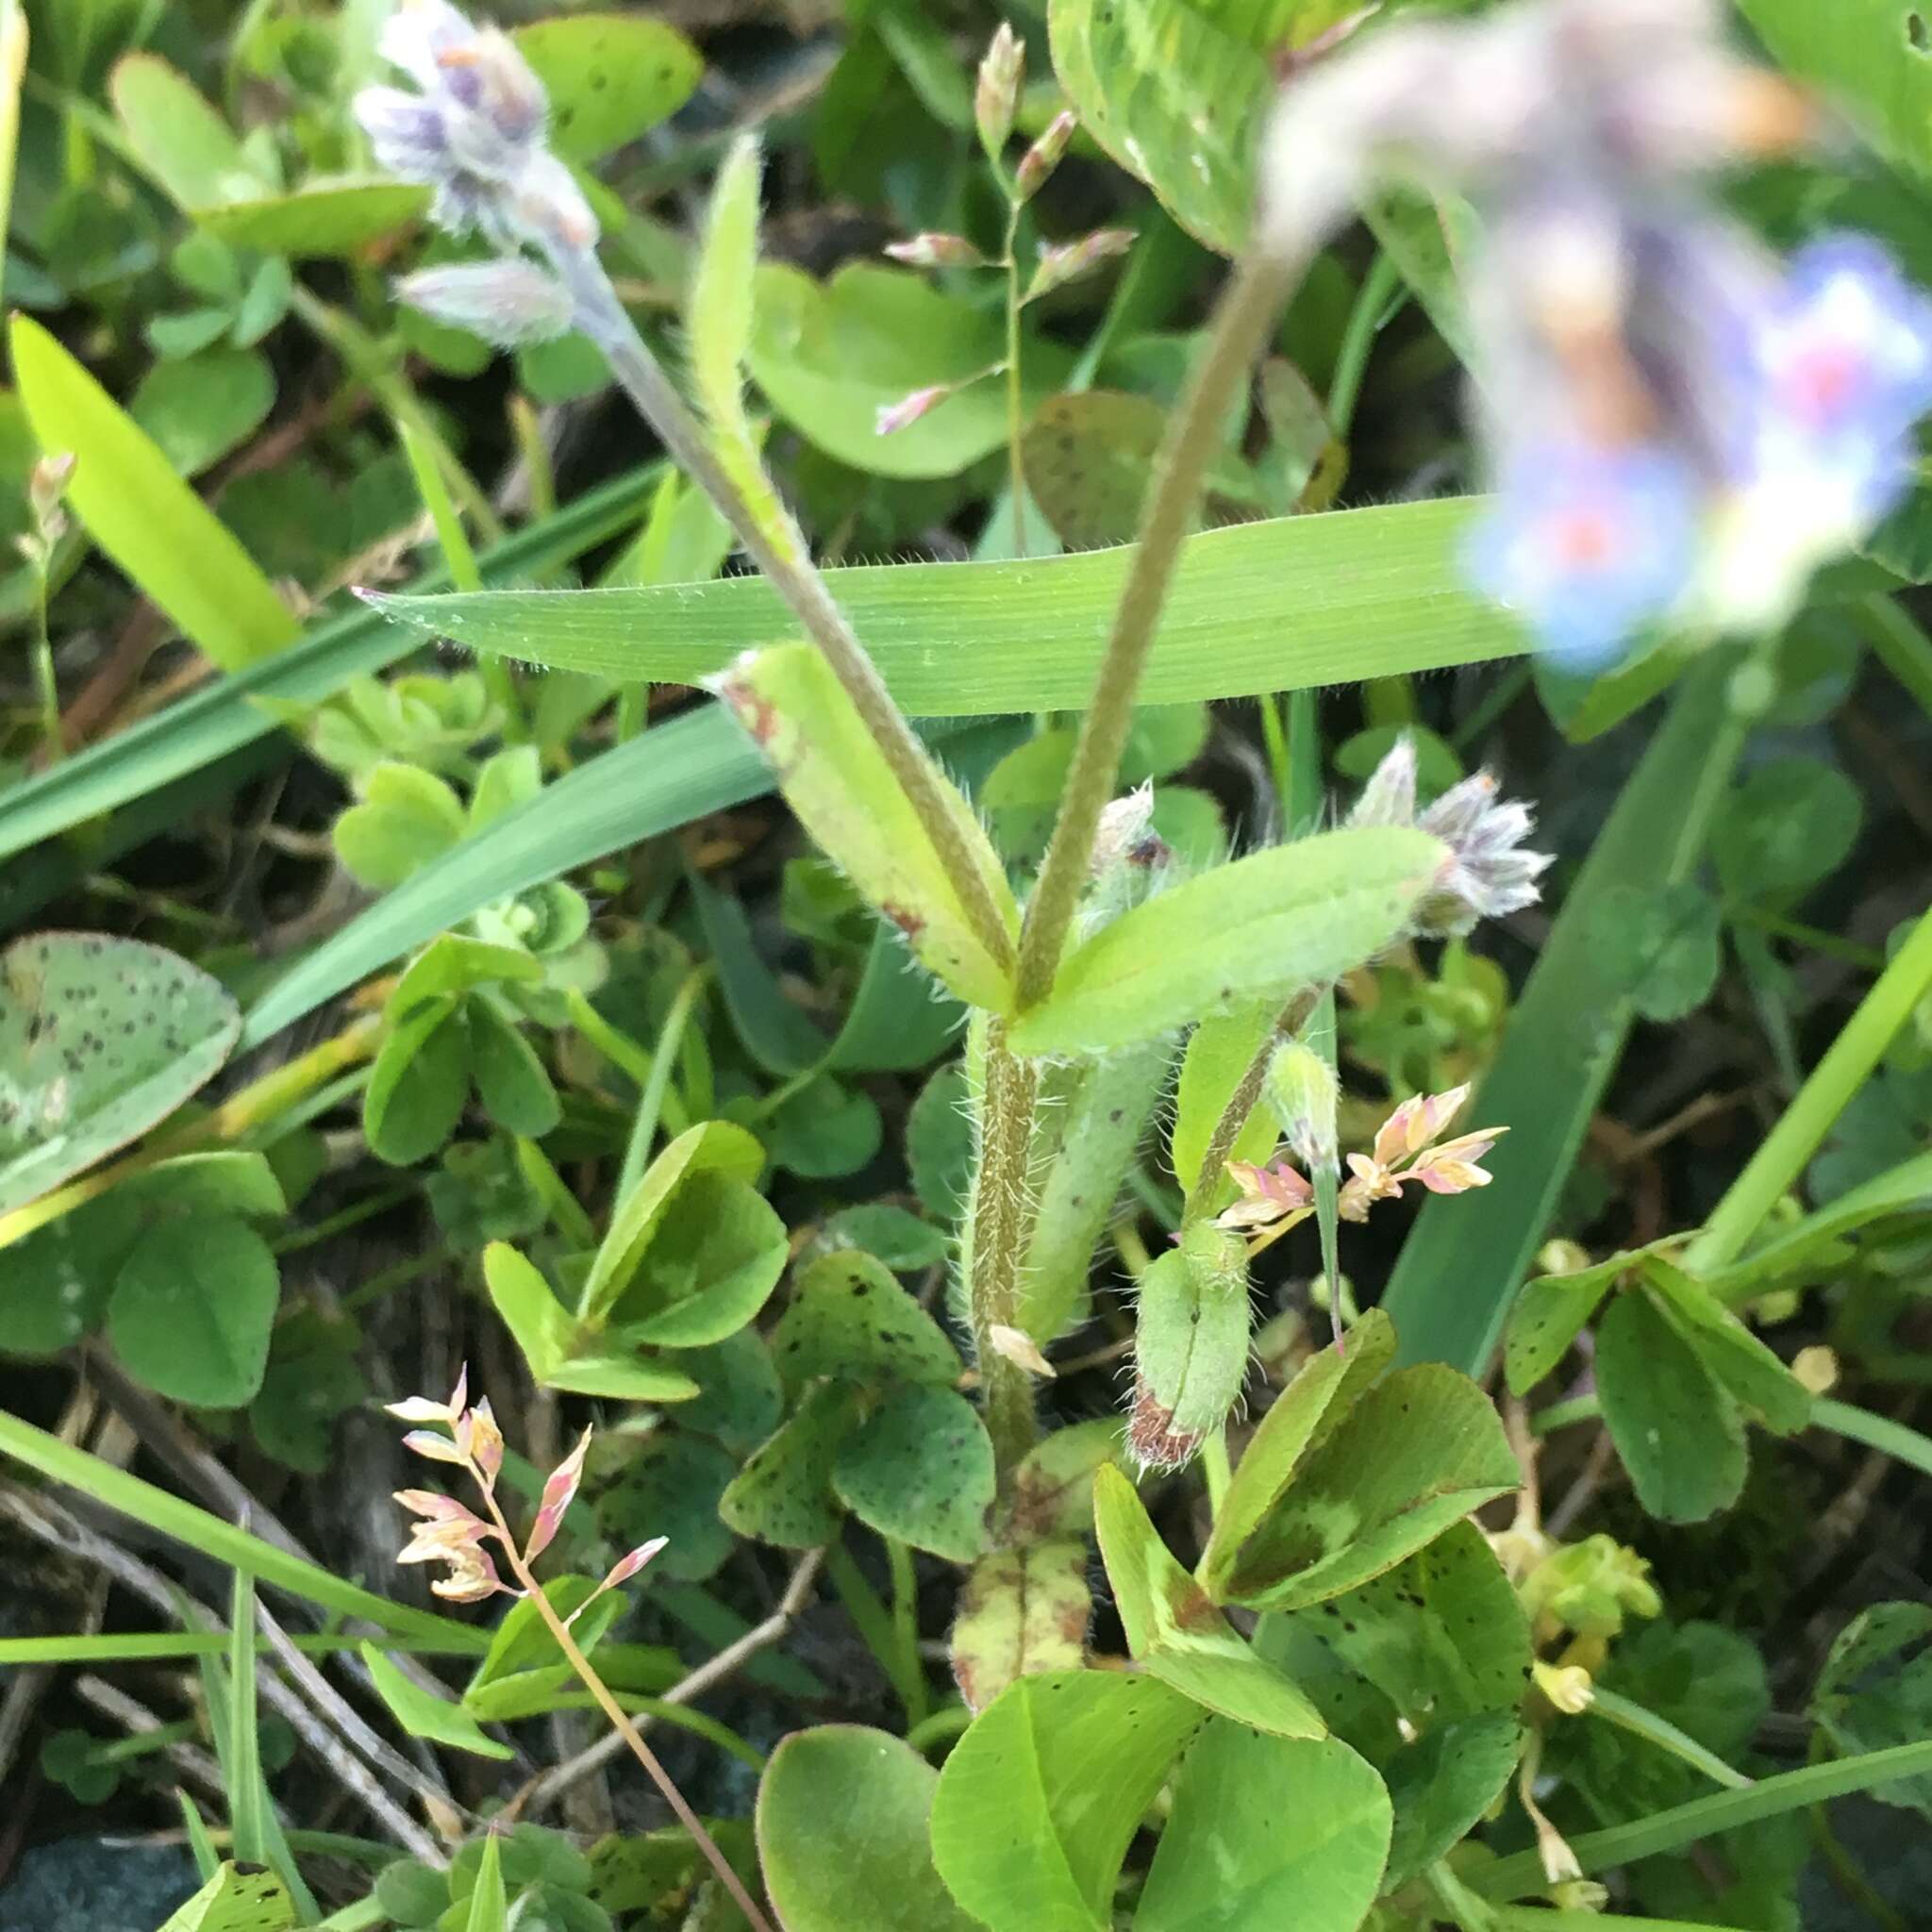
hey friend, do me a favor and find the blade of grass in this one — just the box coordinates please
[0,1630,478,1664]
[1809,1397,1932,1480]
[238,712,1008,1051]
[1470,1740,1932,1902]
[373,495,1528,710]
[1379,652,1746,1374]
[0,1408,486,1650]
[1688,904,1932,1280]
[11,312,300,671]
[224,1571,267,1867]
[0,466,659,868]
[1857,593,1932,722]
[0,3,25,319]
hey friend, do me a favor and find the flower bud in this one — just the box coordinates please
[27,452,75,529]
[1025,226,1134,302]
[1014,109,1076,201]
[975,23,1024,161]
[1265,1040,1339,1172]
[875,382,958,437]
[884,232,990,270]
[397,260,575,345]
[1128,1223,1252,1471]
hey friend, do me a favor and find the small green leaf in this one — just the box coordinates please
[1008,827,1444,1058]
[762,1074,883,1179]
[1596,1289,1747,1524]
[1136,1724,1392,1932]
[466,1000,561,1138]
[821,1204,950,1274]
[614,1170,788,1346]
[363,996,469,1166]
[1198,1309,1396,1598]
[155,1860,295,1932]
[719,1383,858,1548]
[929,1671,1203,1932]
[1503,1252,1626,1396]
[1641,1259,1812,1435]
[359,1644,513,1760]
[1010,1420,1130,1542]
[110,55,260,209]
[482,1240,575,1379]
[770,1250,960,1391]
[950,1540,1092,1713]
[1170,997,1282,1208]
[1220,1365,1519,1610]
[0,933,241,1218]
[391,935,543,1016]
[718,642,1020,1010]
[1292,1521,1532,1725]
[600,1433,737,1585]
[1735,0,1932,180]
[196,180,431,256]
[748,262,1077,480]
[513,13,704,161]
[129,348,275,478]
[1094,1464,1325,1738]
[106,1216,278,1408]
[832,1384,994,1562]
[580,1120,765,1324]
[908,1062,974,1219]
[335,763,468,889]
[465,1833,508,1932]
[1587,882,1724,1022]
[10,314,298,671]
[1711,756,1863,902]
[1382,1710,1525,1890]
[758,1726,980,1932]
[1810,1602,1932,1816]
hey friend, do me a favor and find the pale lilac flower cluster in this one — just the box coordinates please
[1263,0,1932,667]
[355,0,592,254]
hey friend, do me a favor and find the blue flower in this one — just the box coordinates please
[1465,443,1701,669]
[1748,234,1932,523]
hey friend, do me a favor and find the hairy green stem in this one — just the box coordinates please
[1003,200,1028,555]
[551,250,1017,982]
[970,1023,1042,1474]
[1015,250,1300,1009]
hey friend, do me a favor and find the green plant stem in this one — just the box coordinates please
[549,246,1017,984]
[0,0,25,321]
[615,962,709,1201]
[1187,981,1323,1217]
[1015,248,1300,1009]
[1857,592,1932,723]
[1587,1686,1753,1790]
[1324,250,1402,439]
[1470,1740,1932,1902]
[824,1539,928,1725]
[1810,1397,1932,1478]
[969,1024,1042,1474]
[0,1631,476,1664]
[479,1484,774,1932]
[1202,1426,1232,1514]
[905,1702,974,1757]
[289,286,502,541]
[1003,199,1028,556]
[1689,903,1932,1282]
[885,1536,930,1728]
[29,558,60,766]
[397,417,526,742]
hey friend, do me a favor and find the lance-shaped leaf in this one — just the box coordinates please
[1,933,241,1219]
[1170,997,1283,1209]
[1094,1464,1324,1739]
[1641,1258,1812,1435]
[716,642,1020,1011]
[1008,827,1445,1058]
